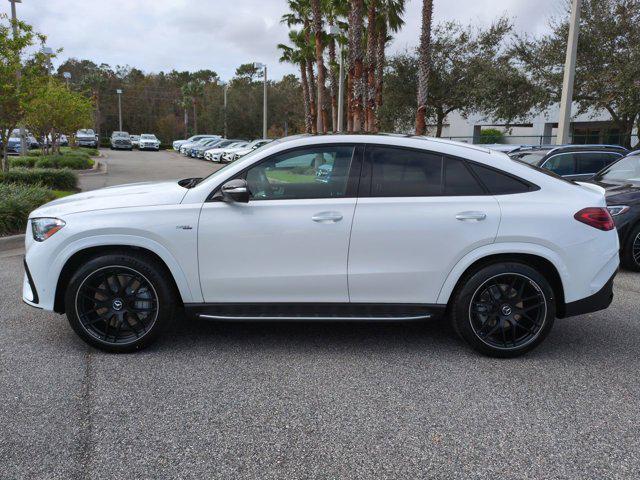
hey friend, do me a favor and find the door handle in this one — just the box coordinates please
[312,212,343,223]
[456,211,487,221]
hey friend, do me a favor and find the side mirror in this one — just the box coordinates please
[221,179,250,203]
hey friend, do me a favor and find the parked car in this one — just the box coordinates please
[206,141,248,162]
[203,140,244,161]
[223,139,272,163]
[76,129,98,148]
[585,151,640,271]
[173,135,220,151]
[130,135,140,148]
[110,131,133,150]
[179,135,221,155]
[22,135,619,357]
[6,135,21,154]
[509,145,627,180]
[139,134,161,151]
[189,138,226,159]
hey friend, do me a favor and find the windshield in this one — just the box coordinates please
[595,155,640,182]
[509,151,548,165]
[112,132,129,138]
[78,129,95,136]
[141,134,156,139]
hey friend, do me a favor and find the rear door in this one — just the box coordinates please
[347,145,501,304]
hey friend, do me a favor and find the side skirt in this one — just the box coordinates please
[184,303,447,322]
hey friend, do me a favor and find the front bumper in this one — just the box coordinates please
[562,271,616,318]
[22,258,40,306]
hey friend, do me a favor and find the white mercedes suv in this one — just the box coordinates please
[22,135,619,357]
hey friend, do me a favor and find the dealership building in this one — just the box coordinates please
[431,103,639,147]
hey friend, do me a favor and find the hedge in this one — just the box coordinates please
[10,153,92,170]
[0,183,56,236]
[0,168,78,190]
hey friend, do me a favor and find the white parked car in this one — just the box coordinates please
[206,141,248,163]
[180,135,220,155]
[202,140,243,161]
[172,135,219,151]
[224,139,273,163]
[22,135,619,357]
[130,135,140,148]
[139,134,161,151]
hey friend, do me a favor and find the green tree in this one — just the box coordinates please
[515,0,640,147]
[0,14,48,171]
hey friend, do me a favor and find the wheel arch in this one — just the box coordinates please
[438,249,567,317]
[53,243,192,314]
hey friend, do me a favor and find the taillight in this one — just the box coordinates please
[574,207,615,231]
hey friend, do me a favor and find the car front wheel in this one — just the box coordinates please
[450,262,556,358]
[64,251,177,352]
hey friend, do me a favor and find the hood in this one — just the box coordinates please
[30,180,189,218]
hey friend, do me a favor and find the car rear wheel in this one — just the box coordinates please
[621,224,640,271]
[64,252,177,353]
[450,262,556,358]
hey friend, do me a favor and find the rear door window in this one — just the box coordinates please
[444,157,485,195]
[543,153,576,176]
[576,152,622,175]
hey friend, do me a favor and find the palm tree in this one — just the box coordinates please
[282,0,318,133]
[364,0,377,132]
[323,0,349,132]
[278,30,314,133]
[415,0,434,135]
[348,0,365,132]
[310,0,327,133]
[373,0,405,132]
[181,80,204,135]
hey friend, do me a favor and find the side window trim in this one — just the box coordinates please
[206,143,362,202]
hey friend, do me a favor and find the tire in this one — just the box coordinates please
[64,251,177,353]
[450,262,556,358]
[621,223,640,271]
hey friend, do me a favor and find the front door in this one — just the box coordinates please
[198,144,360,303]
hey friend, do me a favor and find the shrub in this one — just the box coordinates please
[9,157,38,168]
[478,128,505,144]
[0,168,77,190]
[56,156,92,169]
[0,183,56,236]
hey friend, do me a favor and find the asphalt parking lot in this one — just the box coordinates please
[1,149,639,479]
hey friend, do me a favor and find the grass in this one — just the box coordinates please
[52,190,76,199]
[267,170,316,184]
[0,183,56,236]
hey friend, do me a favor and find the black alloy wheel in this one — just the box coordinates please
[451,262,555,358]
[469,273,547,350]
[621,224,640,271]
[75,266,158,345]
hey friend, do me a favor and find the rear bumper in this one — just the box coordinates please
[562,271,616,318]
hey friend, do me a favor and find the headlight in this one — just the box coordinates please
[607,205,630,216]
[31,218,65,242]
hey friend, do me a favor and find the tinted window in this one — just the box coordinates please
[369,147,442,197]
[444,157,484,195]
[597,155,640,181]
[469,163,532,195]
[544,153,576,176]
[576,152,621,175]
[244,146,355,200]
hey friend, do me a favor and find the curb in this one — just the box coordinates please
[0,234,25,252]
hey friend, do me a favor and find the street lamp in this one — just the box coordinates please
[223,83,229,139]
[557,0,582,145]
[41,46,54,75]
[329,25,345,133]
[116,89,123,132]
[9,0,27,156]
[254,62,267,139]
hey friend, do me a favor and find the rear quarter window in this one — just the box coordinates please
[469,163,534,195]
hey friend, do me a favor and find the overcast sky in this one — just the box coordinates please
[6,0,567,80]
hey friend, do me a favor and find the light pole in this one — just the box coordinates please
[116,89,123,132]
[329,25,345,133]
[63,71,71,88]
[41,46,53,75]
[254,63,267,139]
[9,0,27,156]
[557,0,582,145]
[223,83,228,138]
